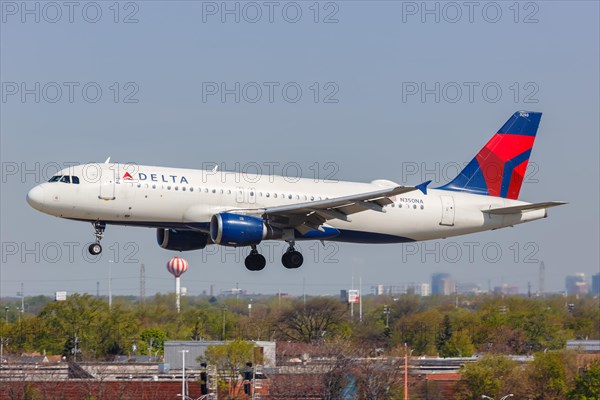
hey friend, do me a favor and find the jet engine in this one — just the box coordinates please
[157,228,209,251]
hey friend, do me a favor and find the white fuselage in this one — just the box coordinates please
[26,163,546,244]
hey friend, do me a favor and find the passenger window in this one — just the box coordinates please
[190,187,193,192]
[413,204,417,209]
[167,186,171,190]
[288,194,292,200]
[310,196,314,201]
[274,194,278,198]
[72,176,80,184]
[212,189,216,194]
[420,205,424,210]
[152,184,156,189]
[266,193,270,198]
[60,176,71,183]
[182,187,186,191]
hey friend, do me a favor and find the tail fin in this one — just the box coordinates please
[438,111,541,199]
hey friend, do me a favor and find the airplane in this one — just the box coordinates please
[26,111,566,271]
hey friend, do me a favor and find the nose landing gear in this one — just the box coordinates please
[88,221,106,255]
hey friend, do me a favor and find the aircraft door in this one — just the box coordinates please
[440,195,455,226]
[236,187,245,204]
[99,168,116,200]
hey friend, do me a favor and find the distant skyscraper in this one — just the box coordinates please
[431,273,455,295]
[592,273,600,296]
[565,273,589,295]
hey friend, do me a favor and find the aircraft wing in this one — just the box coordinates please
[482,201,567,215]
[232,183,428,234]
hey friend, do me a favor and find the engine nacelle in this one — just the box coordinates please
[210,213,272,247]
[157,228,209,251]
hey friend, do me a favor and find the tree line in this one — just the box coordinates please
[1,293,598,359]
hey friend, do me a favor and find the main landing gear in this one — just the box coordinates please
[88,221,105,255]
[245,245,266,271]
[244,242,304,271]
[282,242,303,269]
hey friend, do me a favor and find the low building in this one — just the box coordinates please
[164,340,276,369]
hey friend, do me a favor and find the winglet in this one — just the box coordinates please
[416,180,432,195]
[104,157,111,164]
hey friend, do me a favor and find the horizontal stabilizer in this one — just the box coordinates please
[482,201,567,215]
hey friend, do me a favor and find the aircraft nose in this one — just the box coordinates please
[27,185,46,211]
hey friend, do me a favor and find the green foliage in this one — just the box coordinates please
[569,358,600,400]
[524,350,576,400]
[440,330,475,357]
[1,293,598,367]
[456,354,519,400]
[139,328,167,355]
[203,339,259,372]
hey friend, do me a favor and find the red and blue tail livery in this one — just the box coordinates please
[439,111,541,200]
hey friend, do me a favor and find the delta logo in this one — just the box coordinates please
[120,172,190,184]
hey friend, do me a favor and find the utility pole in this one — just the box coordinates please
[351,275,354,320]
[139,264,146,303]
[20,283,24,315]
[73,336,79,362]
[302,278,306,308]
[359,276,363,322]
[404,343,409,400]
[1,307,7,367]
[108,260,114,310]
[180,350,189,399]
[221,306,227,341]
[383,305,390,328]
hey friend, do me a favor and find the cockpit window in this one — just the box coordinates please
[49,175,80,184]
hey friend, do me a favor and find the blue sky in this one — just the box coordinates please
[1,1,598,297]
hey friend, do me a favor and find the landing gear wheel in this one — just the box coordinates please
[89,243,102,255]
[89,221,106,256]
[282,250,303,269]
[245,251,266,271]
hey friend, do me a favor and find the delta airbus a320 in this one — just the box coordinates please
[27,111,566,271]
